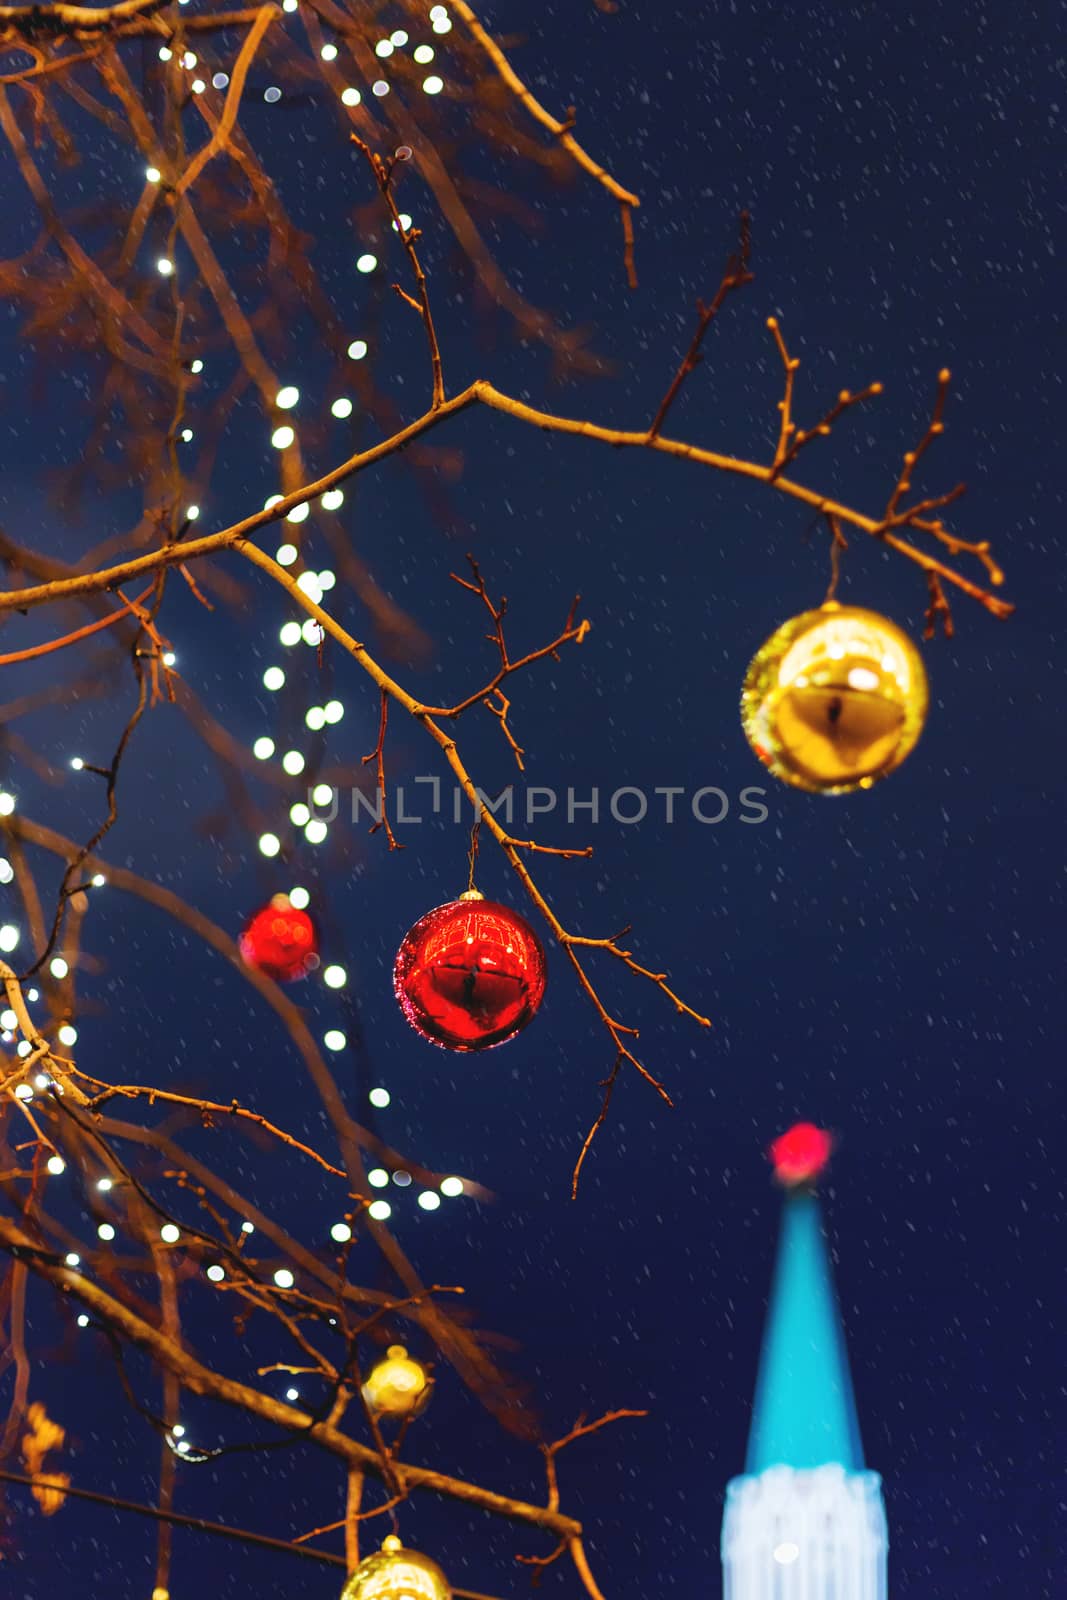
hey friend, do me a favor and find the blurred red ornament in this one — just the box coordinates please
[239,895,318,983]
[393,892,546,1051]
[769,1122,834,1186]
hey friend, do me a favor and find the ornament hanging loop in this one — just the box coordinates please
[823,512,848,604]
[464,815,482,896]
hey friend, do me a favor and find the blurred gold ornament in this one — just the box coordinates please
[341,1535,451,1600]
[20,1402,69,1515]
[361,1345,431,1418]
[741,602,928,793]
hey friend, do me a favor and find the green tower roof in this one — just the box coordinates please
[745,1188,865,1473]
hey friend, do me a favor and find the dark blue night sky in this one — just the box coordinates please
[0,1,1063,1596]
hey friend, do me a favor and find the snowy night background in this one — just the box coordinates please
[0,0,1063,1596]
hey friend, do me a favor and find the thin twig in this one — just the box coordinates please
[648,211,753,440]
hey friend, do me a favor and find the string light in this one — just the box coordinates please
[304,820,328,845]
[285,1386,300,1400]
[347,339,368,360]
[64,1253,81,1268]
[0,1009,15,1029]
[413,44,434,63]
[0,858,12,883]
[319,570,336,590]
[296,571,323,603]
[271,425,295,449]
[286,503,309,524]
[375,39,394,57]
[97,1223,115,1241]
[323,965,346,989]
[289,887,310,911]
[264,86,282,102]
[418,1192,441,1211]
[263,667,285,691]
[301,620,324,646]
[321,43,338,60]
[190,359,204,374]
[182,50,197,67]
[77,1314,90,1328]
[212,72,229,89]
[91,873,107,888]
[180,428,193,442]
[146,166,161,183]
[368,1169,389,1188]
[276,543,298,565]
[157,258,174,276]
[324,701,344,724]
[273,1268,295,1289]
[372,81,390,97]
[331,398,353,419]
[50,957,69,979]
[431,16,452,33]
[311,784,333,807]
[305,707,326,731]
[392,1171,411,1188]
[96,1177,113,1192]
[158,46,172,60]
[422,75,444,95]
[253,737,275,760]
[282,751,305,776]
[368,1200,391,1221]
[391,29,409,46]
[58,1024,77,1046]
[289,803,310,825]
[324,1030,346,1051]
[186,505,200,521]
[241,1221,255,1234]
[321,489,344,511]
[330,1222,352,1243]
[341,88,361,106]
[160,1224,180,1243]
[440,1177,464,1197]
[279,621,302,647]
[276,385,299,409]
[391,214,413,233]
[191,79,206,95]
[206,1265,225,1282]
[368,1087,390,1108]
[356,254,378,274]
[258,833,281,858]
[0,793,14,815]
[0,926,20,953]
[46,1155,65,1176]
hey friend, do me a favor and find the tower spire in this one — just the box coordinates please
[721,1124,888,1598]
[745,1186,864,1474]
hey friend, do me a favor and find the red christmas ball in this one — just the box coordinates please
[393,893,546,1051]
[769,1122,834,1187]
[239,895,319,983]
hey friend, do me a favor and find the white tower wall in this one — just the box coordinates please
[721,1463,888,1600]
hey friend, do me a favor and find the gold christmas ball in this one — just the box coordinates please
[341,1535,451,1600]
[361,1346,431,1418]
[741,602,928,793]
